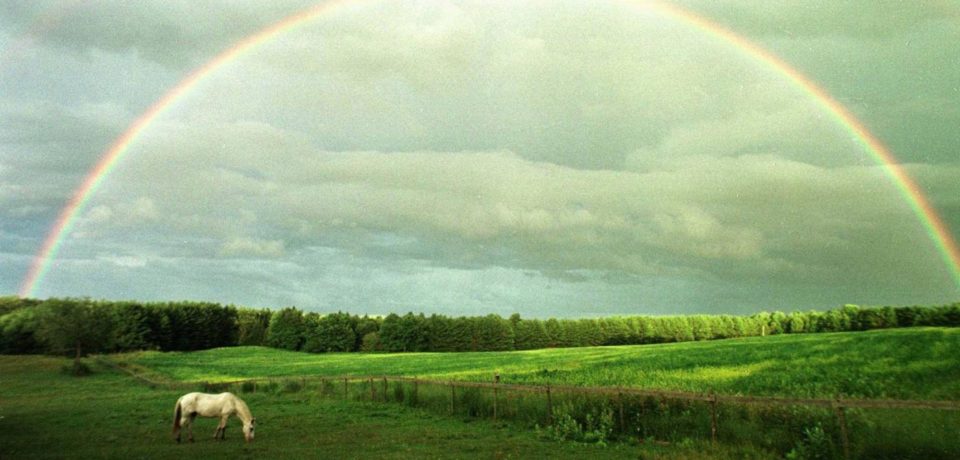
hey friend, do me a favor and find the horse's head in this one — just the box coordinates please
[243,418,256,442]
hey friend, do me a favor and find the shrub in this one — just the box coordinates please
[786,424,834,460]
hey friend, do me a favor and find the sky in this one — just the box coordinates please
[1,0,958,318]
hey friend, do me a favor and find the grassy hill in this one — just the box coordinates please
[126,327,960,400]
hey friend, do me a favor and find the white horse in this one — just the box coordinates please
[173,392,256,443]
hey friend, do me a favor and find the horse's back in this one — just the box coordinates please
[178,392,240,417]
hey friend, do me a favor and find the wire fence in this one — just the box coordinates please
[98,357,960,459]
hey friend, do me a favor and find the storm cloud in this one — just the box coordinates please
[2,0,958,316]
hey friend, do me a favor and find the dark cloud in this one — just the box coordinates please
[2,1,957,313]
[676,0,957,39]
[1,0,317,68]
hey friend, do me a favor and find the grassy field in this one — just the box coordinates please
[3,329,960,458]
[126,327,960,400]
[0,355,773,459]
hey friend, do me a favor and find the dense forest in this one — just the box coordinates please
[1,296,958,357]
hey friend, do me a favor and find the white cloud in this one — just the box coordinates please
[87,127,959,292]
[99,255,147,268]
[220,237,285,258]
[6,0,958,310]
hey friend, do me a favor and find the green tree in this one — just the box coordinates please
[514,318,551,350]
[353,315,381,351]
[786,312,806,334]
[425,314,458,352]
[301,312,323,352]
[35,298,114,358]
[304,312,356,353]
[689,316,713,341]
[473,314,514,351]
[237,308,272,346]
[378,313,403,351]
[361,331,381,352]
[664,316,694,343]
[0,296,41,317]
[111,302,153,351]
[544,318,564,348]
[599,317,631,345]
[0,306,44,354]
[266,307,307,351]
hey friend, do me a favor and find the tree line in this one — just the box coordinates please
[1,296,958,357]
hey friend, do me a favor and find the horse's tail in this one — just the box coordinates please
[173,398,182,433]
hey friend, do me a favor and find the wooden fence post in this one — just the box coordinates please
[451,383,456,415]
[618,389,625,434]
[835,399,851,460]
[493,379,499,423]
[545,385,553,426]
[370,377,375,401]
[709,392,719,444]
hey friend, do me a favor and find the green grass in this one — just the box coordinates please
[127,327,960,400]
[5,328,960,459]
[0,355,772,459]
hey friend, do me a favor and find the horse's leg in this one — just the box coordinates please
[176,412,190,443]
[215,415,228,440]
[187,413,197,442]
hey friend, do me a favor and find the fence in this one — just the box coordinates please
[98,357,960,459]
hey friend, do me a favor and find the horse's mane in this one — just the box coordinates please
[233,395,254,423]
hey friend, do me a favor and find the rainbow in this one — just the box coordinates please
[19,0,960,297]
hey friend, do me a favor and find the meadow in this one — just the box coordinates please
[126,327,960,400]
[4,327,959,459]
[0,355,768,459]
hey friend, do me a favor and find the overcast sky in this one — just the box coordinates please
[2,0,958,317]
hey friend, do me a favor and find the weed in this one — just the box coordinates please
[786,424,833,460]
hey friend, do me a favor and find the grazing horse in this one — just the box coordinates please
[173,392,255,443]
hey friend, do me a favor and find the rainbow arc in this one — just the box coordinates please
[18,0,960,297]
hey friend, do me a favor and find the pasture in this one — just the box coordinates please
[3,327,959,458]
[0,355,765,459]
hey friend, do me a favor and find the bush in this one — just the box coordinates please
[536,402,614,446]
[786,424,834,460]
